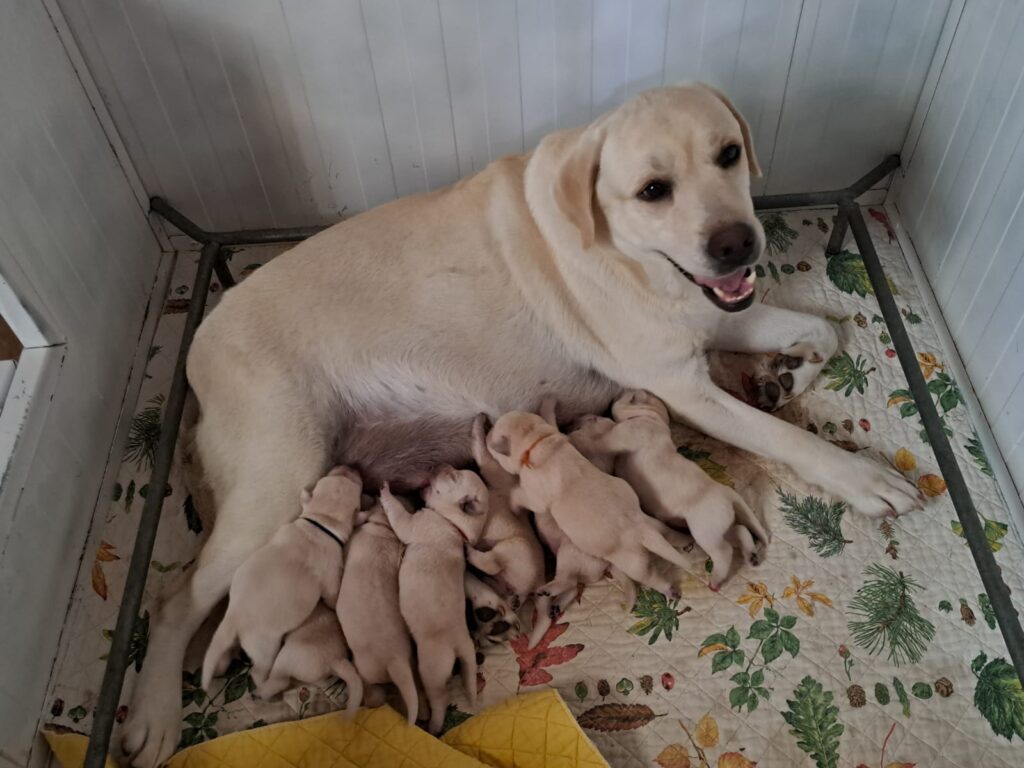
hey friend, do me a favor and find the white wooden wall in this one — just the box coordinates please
[898,0,1024,506]
[0,2,164,763]
[58,0,952,232]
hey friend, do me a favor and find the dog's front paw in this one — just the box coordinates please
[826,455,924,518]
[745,353,805,411]
[121,691,182,768]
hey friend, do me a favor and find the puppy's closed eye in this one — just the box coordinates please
[459,495,483,515]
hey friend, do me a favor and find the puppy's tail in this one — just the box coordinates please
[388,658,419,725]
[201,617,238,692]
[641,525,690,569]
[330,659,364,719]
[528,595,553,650]
[733,497,771,549]
[457,636,478,708]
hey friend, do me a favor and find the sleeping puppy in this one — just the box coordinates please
[202,466,363,690]
[487,411,689,601]
[254,603,363,716]
[604,390,770,589]
[464,571,520,647]
[337,500,419,723]
[467,414,546,609]
[380,467,489,734]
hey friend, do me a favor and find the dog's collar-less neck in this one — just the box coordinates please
[302,517,347,548]
[520,433,555,468]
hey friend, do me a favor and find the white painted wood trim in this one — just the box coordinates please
[885,200,1024,541]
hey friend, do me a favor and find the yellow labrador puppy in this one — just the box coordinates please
[380,468,488,734]
[126,84,920,766]
[486,411,687,600]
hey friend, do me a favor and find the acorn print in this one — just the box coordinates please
[934,677,953,697]
[797,261,811,272]
[598,679,611,698]
[50,698,64,717]
[854,312,867,328]
[842,419,854,433]
[807,423,819,434]
[960,598,976,626]
[661,673,675,691]
[640,675,654,695]
[847,684,866,708]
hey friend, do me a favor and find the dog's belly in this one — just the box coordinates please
[339,363,619,490]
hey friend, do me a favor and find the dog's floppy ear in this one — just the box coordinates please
[554,125,605,249]
[488,433,511,457]
[697,83,761,177]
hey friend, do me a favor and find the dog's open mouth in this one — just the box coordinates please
[659,252,757,311]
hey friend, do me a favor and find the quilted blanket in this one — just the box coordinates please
[44,207,1024,768]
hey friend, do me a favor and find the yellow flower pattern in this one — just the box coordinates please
[781,576,834,617]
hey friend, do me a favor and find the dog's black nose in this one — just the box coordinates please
[706,222,757,268]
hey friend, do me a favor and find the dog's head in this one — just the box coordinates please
[611,390,671,425]
[423,465,490,544]
[487,412,561,474]
[552,83,762,312]
[300,465,363,529]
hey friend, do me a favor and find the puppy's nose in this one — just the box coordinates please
[706,222,757,269]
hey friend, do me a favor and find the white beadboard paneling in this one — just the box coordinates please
[898,0,1024,507]
[59,0,947,229]
[0,1,163,762]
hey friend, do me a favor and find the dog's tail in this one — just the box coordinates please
[733,497,771,550]
[641,525,690,569]
[609,567,637,612]
[528,595,553,650]
[457,636,478,708]
[387,658,419,725]
[330,658,365,719]
[201,617,238,691]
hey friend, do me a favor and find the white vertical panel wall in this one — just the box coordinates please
[58,0,952,232]
[898,0,1024,505]
[0,1,164,763]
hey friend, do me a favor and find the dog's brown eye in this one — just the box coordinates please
[717,143,742,169]
[637,180,672,202]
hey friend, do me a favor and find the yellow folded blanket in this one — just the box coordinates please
[43,690,609,768]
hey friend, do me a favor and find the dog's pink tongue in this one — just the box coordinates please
[695,269,748,292]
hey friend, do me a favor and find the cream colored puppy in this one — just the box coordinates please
[255,603,363,716]
[604,390,770,589]
[566,415,618,474]
[467,414,546,608]
[337,500,419,723]
[380,467,489,734]
[202,466,362,691]
[487,411,688,600]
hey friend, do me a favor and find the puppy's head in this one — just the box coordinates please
[423,466,490,544]
[464,575,521,647]
[487,412,561,474]
[553,83,762,312]
[611,390,671,424]
[300,466,363,528]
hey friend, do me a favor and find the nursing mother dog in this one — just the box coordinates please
[122,82,924,766]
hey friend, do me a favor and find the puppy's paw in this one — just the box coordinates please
[547,603,563,620]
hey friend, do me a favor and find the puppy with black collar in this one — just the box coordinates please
[202,466,363,692]
[380,466,489,734]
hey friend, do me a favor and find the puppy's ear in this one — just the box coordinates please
[459,495,484,516]
[697,83,761,177]
[300,487,313,505]
[488,433,511,457]
[554,126,605,249]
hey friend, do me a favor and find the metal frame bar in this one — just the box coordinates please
[83,157,1023,766]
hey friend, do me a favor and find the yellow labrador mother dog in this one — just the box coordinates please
[123,83,922,765]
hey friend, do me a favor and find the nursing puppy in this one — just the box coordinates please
[255,603,363,716]
[380,467,489,734]
[467,414,545,608]
[487,411,688,600]
[605,390,770,589]
[202,466,362,690]
[566,415,618,474]
[337,500,419,723]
